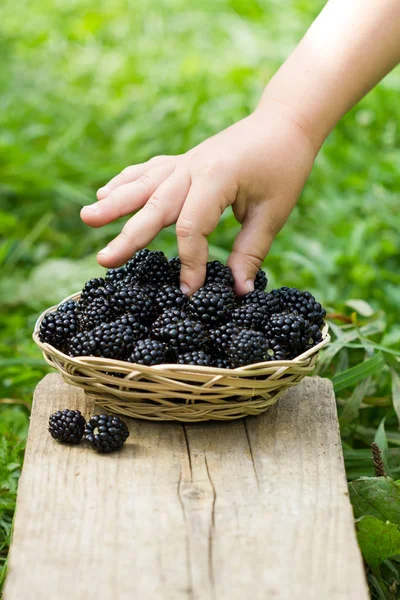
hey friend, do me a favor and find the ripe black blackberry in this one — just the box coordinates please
[125,248,151,275]
[84,414,129,453]
[264,313,311,359]
[69,314,148,359]
[79,278,115,310]
[58,299,78,314]
[105,266,128,285]
[205,261,234,288]
[241,290,280,314]
[254,269,268,291]
[209,322,240,353]
[151,308,188,337]
[137,251,176,286]
[177,350,213,366]
[230,305,267,331]
[79,296,115,331]
[49,409,86,444]
[214,356,232,369]
[155,317,208,353]
[229,329,269,367]
[129,339,169,366]
[113,285,156,323]
[271,287,326,327]
[154,285,189,315]
[39,305,79,351]
[188,285,235,325]
[168,256,181,280]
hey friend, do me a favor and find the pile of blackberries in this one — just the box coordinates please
[39,249,326,368]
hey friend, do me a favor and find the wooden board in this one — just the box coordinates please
[4,374,368,600]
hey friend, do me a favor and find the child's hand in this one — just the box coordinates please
[81,100,315,295]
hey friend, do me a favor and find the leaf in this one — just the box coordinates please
[345,299,375,317]
[349,477,400,525]
[356,516,400,576]
[391,369,400,428]
[332,352,385,393]
[339,378,371,428]
[375,419,392,478]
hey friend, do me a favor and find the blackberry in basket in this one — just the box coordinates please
[205,261,234,288]
[229,329,269,368]
[85,414,130,453]
[79,296,115,331]
[154,285,189,314]
[188,285,236,325]
[155,317,208,354]
[209,322,240,354]
[177,350,214,366]
[129,339,170,366]
[254,269,268,291]
[113,285,156,323]
[271,287,326,327]
[39,304,79,352]
[264,313,312,359]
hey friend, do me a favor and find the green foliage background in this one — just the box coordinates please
[0,0,399,597]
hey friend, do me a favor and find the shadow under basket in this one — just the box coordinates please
[33,292,330,422]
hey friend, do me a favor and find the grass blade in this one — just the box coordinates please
[332,352,385,393]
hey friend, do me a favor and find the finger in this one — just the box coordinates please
[177,179,235,294]
[227,208,281,296]
[96,156,175,199]
[81,164,175,228]
[97,169,190,267]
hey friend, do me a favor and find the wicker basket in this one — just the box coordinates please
[33,292,330,422]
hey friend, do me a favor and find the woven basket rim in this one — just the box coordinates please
[33,291,330,377]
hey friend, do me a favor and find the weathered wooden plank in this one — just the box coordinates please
[4,374,368,600]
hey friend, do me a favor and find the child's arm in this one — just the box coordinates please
[81,0,400,295]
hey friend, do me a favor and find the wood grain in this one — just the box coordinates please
[4,374,368,600]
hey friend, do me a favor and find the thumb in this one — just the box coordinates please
[227,212,278,296]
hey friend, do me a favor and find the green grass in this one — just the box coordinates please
[0,0,399,597]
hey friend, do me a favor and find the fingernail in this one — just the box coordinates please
[82,203,100,213]
[180,283,190,295]
[245,279,254,292]
[98,185,109,195]
[98,245,111,256]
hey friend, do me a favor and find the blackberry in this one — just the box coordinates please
[168,256,181,280]
[49,409,86,444]
[39,305,78,351]
[177,350,213,366]
[58,299,78,314]
[151,308,188,337]
[205,261,234,288]
[113,285,156,323]
[155,317,208,353]
[154,285,189,315]
[254,269,268,291]
[69,314,148,359]
[85,414,129,453]
[125,248,151,274]
[241,290,280,314]
[264,313,311,359]
[137,251,175,286]
[79,278,114,310]
[129,339,169,366]
[209,322,240,353]
[229,329,269,367]
[79,296,115,331]
[105,266,128,285]
[214,356,232,369]
[230,304,267,331]
[271,287,326,327]
[188,285,235,325]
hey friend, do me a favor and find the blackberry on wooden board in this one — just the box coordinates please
[177,350,214,367]
[68,315,148,360]
[205,261,234,288]
[188,285,236,325]
[85,414,129,453]
[48,409,86,444]
[129,338,169,366]
[229,329,269,367]
[264,313,311,359]
[39,306,79,351]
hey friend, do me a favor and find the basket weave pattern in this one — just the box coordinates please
[33,293,330,422]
